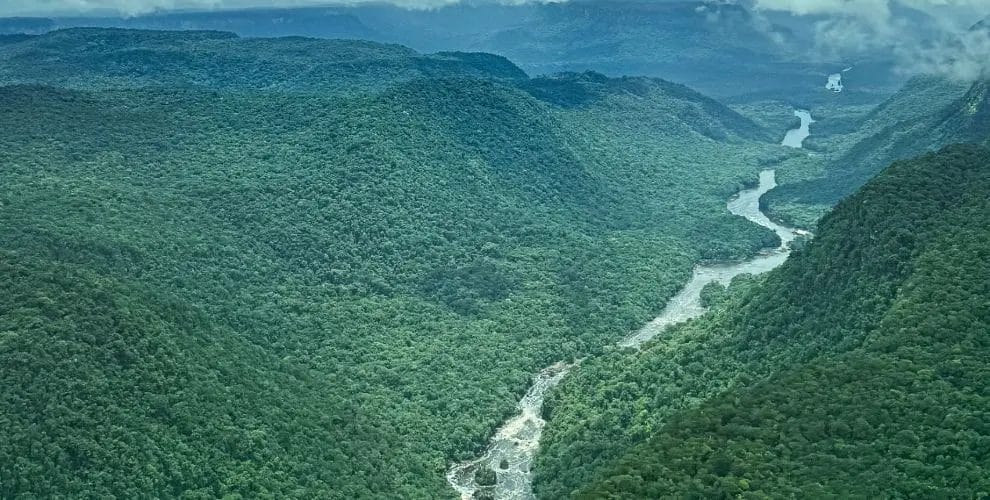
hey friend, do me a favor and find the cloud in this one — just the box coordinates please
[906,27,990,81]
[755,0,892,18]
[752,0,990,80]
[0,0,562,17]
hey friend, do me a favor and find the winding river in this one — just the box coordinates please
[620,169,796,348]
[782,110,814,148]
[447,113,811,500]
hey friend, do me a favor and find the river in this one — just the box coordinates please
[620,169,796,348]
[446,113,810,500]
[782,109,814,148]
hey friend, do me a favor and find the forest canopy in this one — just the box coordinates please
[0,29,788,498]
[535,145,990,499]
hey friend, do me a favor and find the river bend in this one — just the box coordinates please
[446,113,810,500]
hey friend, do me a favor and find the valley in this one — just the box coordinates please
[542,143,990,498]
[781,110,814,149]
[1,3,989,499]
[0,28,786,499]
[449,152,804,500]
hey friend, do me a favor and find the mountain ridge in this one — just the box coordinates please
[0,1,855,99]
[764,75,988,221]
[559,144,990,497]
[0,28,528,92]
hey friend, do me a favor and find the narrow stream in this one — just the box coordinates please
[447,112,811,500]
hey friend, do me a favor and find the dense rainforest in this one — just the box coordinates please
[0,29,791,498]
[765,76,990,226]
[4,17,988,500]
[534,144,990,498]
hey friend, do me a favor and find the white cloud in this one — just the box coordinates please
[755,0,892,18]
[754,0,990,80]
[0,0,562,17]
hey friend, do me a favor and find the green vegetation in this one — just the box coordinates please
[765,76,986,221]
[3,2,844,101]
[475,468,497,487]
[534,145,990,498]
[0,29,787,498]
[0,28,527,92]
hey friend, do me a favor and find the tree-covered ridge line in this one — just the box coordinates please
[764,76,990,223]
[0,28,771,146]
[0,27,528,92]
[534,144,990,498]
[521,71,771,143]
[0,28,792,498]
[0,1,863,101]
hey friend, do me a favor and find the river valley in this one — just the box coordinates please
[447,113,811,500]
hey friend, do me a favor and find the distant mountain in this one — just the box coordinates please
[0,1,878,100]
[0,28,770,143]
[0,17,54,34]
[450,1,807,95]
[0,28,528,91]
[62,7,379,40]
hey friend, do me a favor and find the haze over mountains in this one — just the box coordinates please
[6,0,989,89]
[0,1,918,100]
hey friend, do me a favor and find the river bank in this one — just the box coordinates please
[446,113,810,500]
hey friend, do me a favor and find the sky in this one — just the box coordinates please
[752,0,990,80]
[0,0,534,17]
[2,0,985,23]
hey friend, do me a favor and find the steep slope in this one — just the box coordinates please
[520,71,770,142]
[0,29,780,498]
[765,76,984,223]
[535,145,990,498]
[937,80,990,143]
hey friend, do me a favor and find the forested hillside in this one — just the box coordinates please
[0,29,784,498]
[766,76,989,222]
[534,145,990,498]
[0,28,527,91]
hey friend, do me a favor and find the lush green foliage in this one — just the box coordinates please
[534,145,990,498]
[0,29,785,498]
[766,76,986,216]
